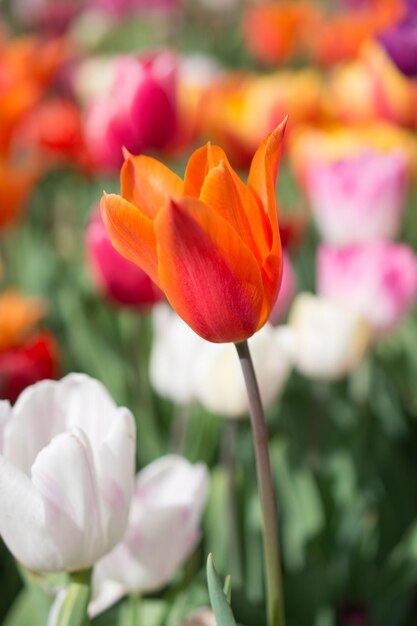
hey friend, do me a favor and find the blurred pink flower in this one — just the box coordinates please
[317,243,417,336]
[86,209,163,308]
[90,455,209,615]
[83,51,178,172]
[89,0,181,15]
[268,251,297,324]
[306,150,408,246]
[11,0,84,33]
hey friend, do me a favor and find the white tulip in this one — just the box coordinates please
[90,455,209,616]
[289,293,371,380]
[0,373,136,573]
[150,305,294,417]
[193,325,294,417]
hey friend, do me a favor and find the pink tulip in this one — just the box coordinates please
[86,210,163,308]
[317,243,417,335]
[306,150,408,246]
[83,51,178,171]
[90,455,209,615]
[268,251,297,324]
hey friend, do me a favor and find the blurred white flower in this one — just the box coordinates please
[150,305,294,416]
[289,293,371,379]
[90,455,209,615]
[0,373,136,573]
[194,324,294,418]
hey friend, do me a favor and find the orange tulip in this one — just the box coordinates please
[101,121,286,343]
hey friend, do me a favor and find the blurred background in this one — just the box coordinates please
[1,0,417,625]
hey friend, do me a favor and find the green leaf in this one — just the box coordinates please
[206,555,236,626]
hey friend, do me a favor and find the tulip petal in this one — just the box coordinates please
[97,408,136,552]
[248,120,286,233]
[0,455,59,572]
[183,143,229,197]
[100,193,160,286]
[31,428,107,571]
[154,197,265,342]
[200,160,269,263]
[121,152,183,218]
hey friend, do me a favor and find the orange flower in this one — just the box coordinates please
[0,289,46,352]
[101,122,286,343]
[0,157,39,229]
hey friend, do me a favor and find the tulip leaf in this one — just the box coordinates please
[206,555,236,626]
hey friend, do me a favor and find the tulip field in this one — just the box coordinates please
[1,1,417,625]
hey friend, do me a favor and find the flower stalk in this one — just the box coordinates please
[235,340,285,626]
[51,569,92,626]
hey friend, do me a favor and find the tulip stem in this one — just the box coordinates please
[120,593,140,626]
[51,569,92,626]
[235,340,285,626]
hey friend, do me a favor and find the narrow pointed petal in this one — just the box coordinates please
[154,198,264,342]
[183,143,229,197]
[100,193,160,287]
[200,160,267,262]
[248,119,286,234]
[121,152,183,218]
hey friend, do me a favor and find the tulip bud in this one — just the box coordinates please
[86,209,164,309]
[268,251,297,324]
[0,373,136,573]
[289,293,371,379]
[90,455,209,616]
[317,243,417,336]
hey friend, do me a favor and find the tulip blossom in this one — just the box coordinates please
[289,293,371,379]
[101,121,286,343]
[0,289,45,352]
[317,243,417,336]
[150,305,293,417]
[86,210,163,309]
[84,52,178,171]
[306,150,408,246]
[0,332,58,403]
[0,373,136,573]
[90,455,209,615]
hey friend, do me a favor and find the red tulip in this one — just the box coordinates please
[0,332,58,403]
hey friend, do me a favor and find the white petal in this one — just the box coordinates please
[31,428,107,571]
[0,401,12,454]
[96,407,136,552]
[0,455,59,571]
[5,373,118,473]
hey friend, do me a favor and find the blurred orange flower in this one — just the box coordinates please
[0,289,46,352]
[242,2,319,65]
[101,122,286,343]
[0,157,39,229]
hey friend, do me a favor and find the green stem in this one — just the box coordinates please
[119,593,140,626]
[50,569,92,626]
[235,340,285,626]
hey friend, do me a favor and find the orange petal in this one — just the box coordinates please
[121,152,183,219]
[248,119,286,235]
[183,143,229,197]
[200,158,271,264]
[154,197,265,343]
[100,193,160,287]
